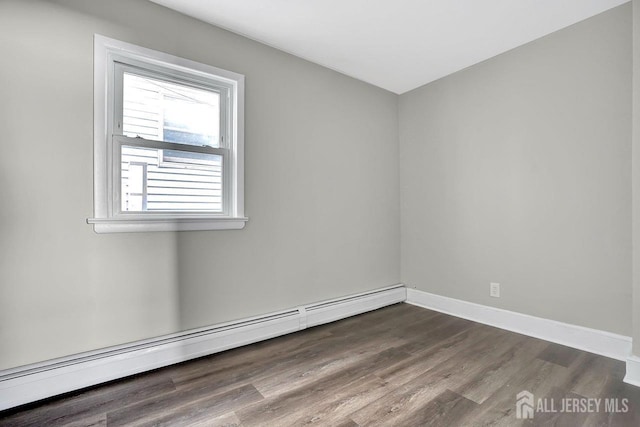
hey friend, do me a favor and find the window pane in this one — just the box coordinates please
[122,72,220,148]
[121,145,223,212]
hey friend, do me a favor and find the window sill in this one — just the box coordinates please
[87,216,248,233]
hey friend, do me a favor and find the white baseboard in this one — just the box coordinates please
[624,356,640,387]
[0,284,406,411]
[405,288,631,362]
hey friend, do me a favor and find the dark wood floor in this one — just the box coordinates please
[1,303,639,426]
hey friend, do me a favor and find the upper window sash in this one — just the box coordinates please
[111,61,231,149]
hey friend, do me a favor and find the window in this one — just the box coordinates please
[89,35,246,232]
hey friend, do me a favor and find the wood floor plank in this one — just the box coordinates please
[182,411,242,427]
[536,342,582,368]
[237,348,410,426]
[61,413,107,427]
[106,383,262,427]
[390,389,478,427]
[548,352,614,399]
[456,358,570,426]
[334,419,360,427]
[350,329,528,425]
[570,355,626,399]
[376,324,508,388]
[394,315,477,354]
[395,311,465,340]
[285,375,392,426]
[250,335,408,398]
[238,375,389,426]
[453,334,549,404]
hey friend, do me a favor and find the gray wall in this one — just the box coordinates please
[0,0,400,370]
[399,4,632,335]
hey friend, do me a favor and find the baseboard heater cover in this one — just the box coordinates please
[0,284,405,411]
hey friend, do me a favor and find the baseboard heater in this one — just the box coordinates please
[0,284,406,411]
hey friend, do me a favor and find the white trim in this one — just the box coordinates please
[87,216,248,233]
[0,285,405,411]
[91,34,246,233]
[625,356,640,387]
[405,288,632,362]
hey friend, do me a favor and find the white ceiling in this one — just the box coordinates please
[149,0,628,94]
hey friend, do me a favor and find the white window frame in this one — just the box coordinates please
[89,35,246,233]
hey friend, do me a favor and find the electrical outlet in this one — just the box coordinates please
[490,282,500,298]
